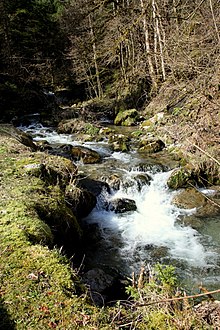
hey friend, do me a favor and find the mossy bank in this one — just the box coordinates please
[0,134,101,329]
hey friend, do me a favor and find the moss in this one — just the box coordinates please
[167,167,193,189]
[114,109,139,126]
[84,123,100,136]
[0,136,94,328]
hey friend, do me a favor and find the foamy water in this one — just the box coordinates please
[86,170,217,270]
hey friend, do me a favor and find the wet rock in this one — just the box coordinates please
[36,140,52,151]
[178,215,203,230]
[106,174,122,191]
[114,109,139,126]
[82,268,114,305]
[138,138,165,153]
[107,198,137,213]
[137,162,168,173]
[71,146,101,164]
[133,173,152,190]
[151,246,169,259]
[172,187,206,209]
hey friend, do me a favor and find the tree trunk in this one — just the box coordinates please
[88,14,103,99]
[152,0,166,81]
[140,0,158,90]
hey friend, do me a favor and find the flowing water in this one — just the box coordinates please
[19,121,220,294]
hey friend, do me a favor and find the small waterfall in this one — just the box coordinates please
[85,169,218,275]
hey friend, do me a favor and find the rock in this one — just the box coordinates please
[76,176,110,196]
[178,215,203,230]
[107,197,137,213]
[109,133,130,152]
[133,173,152,190]
[0,125,38,151]
[114,109,139,126]
[82,268,114,305]
[57,118,91,134]
[141,112,165,129]
[172,188,207,209]
[22,155,78,187]
[36,140,52,151]
[138,138,165,153]
[167,167,193,189]
[71,146,101,164]
[106,174,122,191]
[137,162,167,173]
[65,184,97,218]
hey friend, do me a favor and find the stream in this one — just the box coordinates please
[19,120,220,295]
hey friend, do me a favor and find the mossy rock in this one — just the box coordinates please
[17,154,77,188]
[109,134,130,152]
[114,109,139,126]
[167,167,193,189]
[138,138,165,154]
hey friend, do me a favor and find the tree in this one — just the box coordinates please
[0,0,67,85]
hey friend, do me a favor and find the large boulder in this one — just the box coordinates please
[57,118,92,134]
[70,146,101,164]
[114,109,139,126]
[76,176,110,196]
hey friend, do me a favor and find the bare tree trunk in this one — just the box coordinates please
[140,0,158,90]
[152,0,166,81]
[88,14,103,99]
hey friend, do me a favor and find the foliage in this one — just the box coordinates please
[84,123,100,136]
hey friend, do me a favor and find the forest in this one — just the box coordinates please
[1,0,219,108]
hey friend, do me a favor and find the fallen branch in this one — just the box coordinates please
[136,288,220,307]
[186,139,220,166]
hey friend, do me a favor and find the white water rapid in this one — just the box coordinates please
[85,169,217,274]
